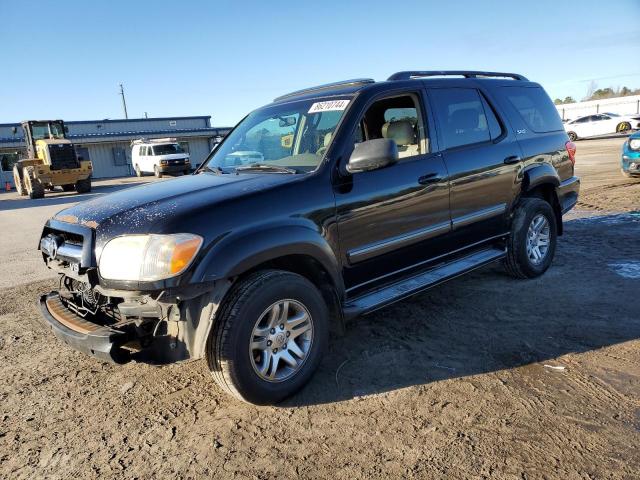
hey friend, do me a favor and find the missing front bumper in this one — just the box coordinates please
[39,292,132,364]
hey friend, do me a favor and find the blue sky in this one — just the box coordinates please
[1,0,638,126]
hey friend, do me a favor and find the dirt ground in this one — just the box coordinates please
[1,137,639,479]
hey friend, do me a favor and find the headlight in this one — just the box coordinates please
[99,234,203,281]
[629,139,640,150]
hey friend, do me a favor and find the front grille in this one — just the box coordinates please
[49,144,80,170]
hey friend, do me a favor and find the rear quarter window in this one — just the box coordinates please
[501,86,564,133]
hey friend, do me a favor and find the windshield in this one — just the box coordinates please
[31,122,65,140]
[202,97,351,173]
[152,143,184,155]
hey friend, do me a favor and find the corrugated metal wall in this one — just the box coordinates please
[85,141,133,178]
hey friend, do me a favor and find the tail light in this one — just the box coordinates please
[565,141,576,166]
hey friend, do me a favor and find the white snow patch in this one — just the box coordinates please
[608,261,640,279]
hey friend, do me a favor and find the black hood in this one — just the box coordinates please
[53,172,299,234]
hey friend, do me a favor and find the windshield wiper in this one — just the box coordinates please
[235,163,297,174]
[200,165,225,175]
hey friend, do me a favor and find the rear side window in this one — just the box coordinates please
[430,88,500,149]
[501,86,564,133]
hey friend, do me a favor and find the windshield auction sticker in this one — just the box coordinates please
[308,100,350,113]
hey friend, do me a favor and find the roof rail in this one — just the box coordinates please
[387,71,528,81]
[274,78,375,102]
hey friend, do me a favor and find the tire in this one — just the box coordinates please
[206,270,329,405]
[504,198,557,279]
[154,165,162,178]
[567,131,577,142]
[183,170,190,176]
[46,185,56,192]
[62,184,75,192]
[617,122,631,134]
[75,177,91,193]
[23,167,45,199]
[135,164,142,177]
[12,165,26,196]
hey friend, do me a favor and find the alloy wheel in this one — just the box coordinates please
[526,214,550,265]
[249,299,313,382]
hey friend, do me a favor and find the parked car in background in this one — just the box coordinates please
[621,131,640,178]
[131,138,191,177]
[564,112,636,141]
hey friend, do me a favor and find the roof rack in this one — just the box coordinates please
[131,137,178,146]
[274,78,375,102]
[387,71,528,81]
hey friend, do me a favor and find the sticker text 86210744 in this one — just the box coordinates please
[308,100,350,114]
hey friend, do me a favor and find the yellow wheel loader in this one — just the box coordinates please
[12,120,93,199]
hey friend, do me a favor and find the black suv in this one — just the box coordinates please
[38,71,579,404]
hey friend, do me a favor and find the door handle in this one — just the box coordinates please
[503,155,522,165]
[418,173,442,185]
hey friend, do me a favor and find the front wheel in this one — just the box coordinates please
[206,270,329,405]
[504,198,557,279]
[23,167,44,199]
[154,165,162,178]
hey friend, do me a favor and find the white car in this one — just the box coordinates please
[131,138,191,177]
[564,112,636,141]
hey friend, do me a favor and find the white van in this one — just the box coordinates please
[131,138,191,177]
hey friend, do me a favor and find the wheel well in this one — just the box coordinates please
[242,254,345,335]
[522,184,563,235]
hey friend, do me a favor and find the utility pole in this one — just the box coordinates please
[119,83,129,119]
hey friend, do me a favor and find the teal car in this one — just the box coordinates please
[622,131,640,178]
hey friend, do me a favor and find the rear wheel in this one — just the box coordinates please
[617,122,631,134]
[23,167,45,199]
[183,170,190,176]
[567,131,577,142]
[75,177,91,193]
[154,165,162,178]
[135,164,142,177]
[504,198,557,279]
[206,270,329,405]
[12,165,26,196]
[62,184,75,192]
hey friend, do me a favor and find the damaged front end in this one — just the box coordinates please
[38,219,225,365]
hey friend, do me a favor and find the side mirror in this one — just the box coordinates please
[11,127,17,135]
[64,126,69,133]
[347,138,398,173]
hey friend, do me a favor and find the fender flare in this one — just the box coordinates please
[521,162,560,192]
[191,224,344,297]
[520,163,563,234]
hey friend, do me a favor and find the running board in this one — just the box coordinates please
[343,247,506,319]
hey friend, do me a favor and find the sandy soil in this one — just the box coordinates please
[1,138,639,479]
